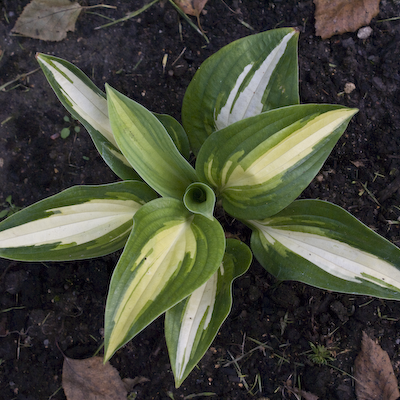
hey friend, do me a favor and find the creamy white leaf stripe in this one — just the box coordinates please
[222,109,353,190]
[108,219,197,354]
[38,58,118,148]
[175,270,218,380]
[214,30,296,130]
[252,221,400,289]
[0,200,139,247]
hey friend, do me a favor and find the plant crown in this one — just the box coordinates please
[0,28,399,387]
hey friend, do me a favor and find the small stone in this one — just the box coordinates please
[172,59,188,77]
[269,284,300,309]
[344,82,356,94]
[357,26,373,40]
[248,285,261,301]
[5,270,28,294]
[372,76,386,92]
[341,37,355,49]
[163,9,178,27]
[330,300,348,322]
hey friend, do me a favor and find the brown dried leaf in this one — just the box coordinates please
[122,376,150,392]
[173,0,208,16]
[284,378,319,399]
[62,356,127,400]
[11,0,82,42]
[314,0,380,39]
[351,160,365,168]
[354,332,400,400]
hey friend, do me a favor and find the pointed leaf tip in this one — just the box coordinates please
[106,84,197,198]
[104,197,225,360]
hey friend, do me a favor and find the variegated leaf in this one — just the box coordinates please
[104,197,225,361]
[36,53,139,181]
[249,199,400,300]
[106,85,198,199]
[196,104,358,220]
[182,28,299,154]
[165,239,252,387]
[0,181,157,261]
[155,113,191,160]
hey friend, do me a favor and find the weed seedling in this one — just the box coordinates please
[0,195,21,220]
[61,115,81,139]
[307,342,335,365]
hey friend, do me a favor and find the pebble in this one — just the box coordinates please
[269,284,300,309]
[357,26,373,40]
[372,76,386,91]
[330,300,349,322]
[172,59,188,77]
[248,285,261,301]
[344,82,356,94]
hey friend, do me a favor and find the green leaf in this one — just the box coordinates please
[36,53,139,180]
[104,197,226,361]
[60,127,71,139]
[0,181,157,261]
[182,27,299,154]
[183,182,216,220]
[106,85,198,199]
[0,209,9,219]
[165,239,252,387]
[249,199,400,300]
[196,104,358,220]
[155,113,191,160]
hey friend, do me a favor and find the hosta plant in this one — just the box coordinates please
[1,28,400,387]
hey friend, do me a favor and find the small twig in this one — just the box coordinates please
[219,0,240,14]
[0,68,40,92]
[171,47,187,66]
[168,0,209,43]
[95,0,160,30]
[377,16,400,22]
[83,4,116,10]
[360,182,380,205]
[378,173,400,203]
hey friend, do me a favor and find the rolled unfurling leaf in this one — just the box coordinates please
[183,182,216,220]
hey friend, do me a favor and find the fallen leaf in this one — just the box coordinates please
[354,331,400,400]
[313,0,380,39]
[351,160,365,168]
[284,378,319,399]
[62,356,127,400]
[173,0,208,17]
[11,0,82,41]
[122,376,150,392]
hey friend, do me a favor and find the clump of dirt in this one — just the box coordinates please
[0,1,400,399]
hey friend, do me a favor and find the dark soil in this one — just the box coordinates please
[1,1,400,399]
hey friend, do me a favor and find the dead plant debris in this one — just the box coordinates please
[354,331,400,400]
[313,0,380,39]
[62,356,127,400]
[11,0,82,41]
[174,0,208,17]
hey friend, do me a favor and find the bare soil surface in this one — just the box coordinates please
[1,1,400,399]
